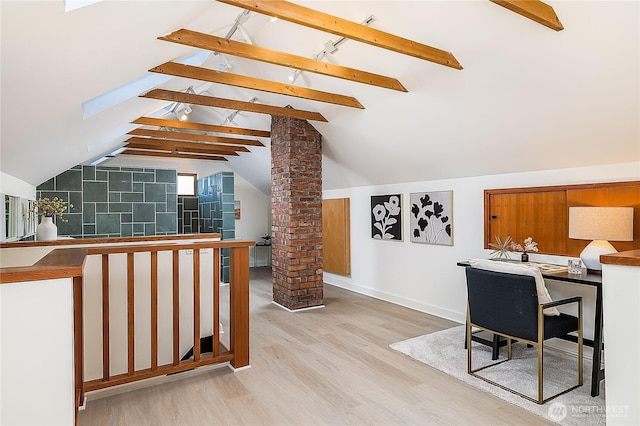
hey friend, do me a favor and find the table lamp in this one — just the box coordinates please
[568,206,634,271]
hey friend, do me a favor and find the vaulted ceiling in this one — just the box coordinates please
[1,1,638,195]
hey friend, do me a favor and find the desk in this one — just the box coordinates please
[457,261,604,397]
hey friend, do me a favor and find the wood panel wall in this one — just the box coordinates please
[322,198,351,275]
[485,181,640,257]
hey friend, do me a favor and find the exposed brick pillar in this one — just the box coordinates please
[271,115,323,310]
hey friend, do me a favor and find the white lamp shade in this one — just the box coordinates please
[568,207,634,241]
[569,206,634,271]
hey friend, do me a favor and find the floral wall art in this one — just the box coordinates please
[409,191,453,246]
[371,194,402,241]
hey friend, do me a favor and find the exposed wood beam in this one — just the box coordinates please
[121,149,228,161]
[126,142,240,156]
[150,62,364,109]
[126,137,250,153]
[127,128,264,147]
[141,89,328,122]
[216,0,462,70]
[490,0,563,31]
[132,117,271,138]
[159,29,407,92]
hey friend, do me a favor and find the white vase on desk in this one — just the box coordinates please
[37,216,57,241]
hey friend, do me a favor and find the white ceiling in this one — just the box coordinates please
[1,1,638,195]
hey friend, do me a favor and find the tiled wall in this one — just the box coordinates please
[198,172,235,282]
[37,165,177,238]
[178,196,200,234]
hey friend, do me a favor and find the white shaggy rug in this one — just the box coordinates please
[390,326,606,425]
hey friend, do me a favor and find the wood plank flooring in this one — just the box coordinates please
[78,267,552,425]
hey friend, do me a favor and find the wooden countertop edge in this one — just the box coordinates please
[601,249,640,267]
[0,238,256,284]
[0,248,88,284]
[0,233,222,249]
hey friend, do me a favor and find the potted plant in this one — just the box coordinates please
[261,233,272,245]
[30,197,73,241]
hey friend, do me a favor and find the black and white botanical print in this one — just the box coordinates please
[409,191,453,245]
[371,194,402,241]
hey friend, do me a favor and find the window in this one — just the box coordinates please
[178,173,197,196]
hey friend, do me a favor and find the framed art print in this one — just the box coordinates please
[409,191,453,245]
[371,194,402,241]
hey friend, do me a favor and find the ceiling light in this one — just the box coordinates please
[176,104,192,121]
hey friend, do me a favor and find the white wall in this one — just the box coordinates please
[323,162,640,329]
[234,174,271,267]
[0,278,75,425]
[0,172,36,199]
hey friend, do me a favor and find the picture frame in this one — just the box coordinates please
[371,194,402,241]
[409,191,453,246]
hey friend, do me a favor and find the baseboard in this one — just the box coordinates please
[324,274,464,324]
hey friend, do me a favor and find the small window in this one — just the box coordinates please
[178,173,197,196]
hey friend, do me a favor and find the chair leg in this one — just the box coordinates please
[491,333,500,360]
[538,343,544,404]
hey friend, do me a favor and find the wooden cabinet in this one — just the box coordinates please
[485,181,640,257]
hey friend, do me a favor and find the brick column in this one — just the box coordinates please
[271,115,323,310]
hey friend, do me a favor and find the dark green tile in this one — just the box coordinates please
[68,192,82,214]
[156,203,166,213]
[166,194,177,212]
[121,192,143,202]
[133,172,154,183]
[83,224,96,235]
[222,194,235,203]
[145,223,156,236]
[83,181,107,202]
[96,203,108,213]
[133,223,144,233]
[57,214,82,236]
[109,192,121,202]
[145,183,166,203]
[82,166,95,181]
[222,229,235,239]
[96,213,121,234]
[108,171,132,192]
[144,168,155,173]
[156,213,177,233]
[156,169,177,183]
[183,196,198,210]
[133,232,145,237]
[133,203,155,222]
[96,171,108,181]
[71,165,82,170]
[109,203,132,212]
[97,166,119,171]
[121,167,142,172]
[37,178,55,191]
[121,223,133,237]
[133,183,143,193]
[83,203,95,224]
[56,169,82,191]
[121,213,132,223]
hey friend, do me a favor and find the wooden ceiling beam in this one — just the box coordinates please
[150,62,364,109]
[141,89,328,122]
[216,0,462,70]
[126,137,250,153]
[132,117,270,138]
[490,0,563,31]
[127,128,263,146]
[159,29,407,92]
[121,149,228,161]
[126,142,240,156]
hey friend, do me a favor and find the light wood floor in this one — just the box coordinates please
[78,267,552,425]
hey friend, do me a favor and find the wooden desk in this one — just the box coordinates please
[458,261,604,397]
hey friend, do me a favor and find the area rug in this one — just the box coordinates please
[390,326,606,425]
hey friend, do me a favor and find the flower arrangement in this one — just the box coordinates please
[510,237,539,254]
[30,197,73,221]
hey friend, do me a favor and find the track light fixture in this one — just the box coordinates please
[287,15,376,84]
[224,96,257,125]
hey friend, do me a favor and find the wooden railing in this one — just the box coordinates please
[81,240,253,394]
